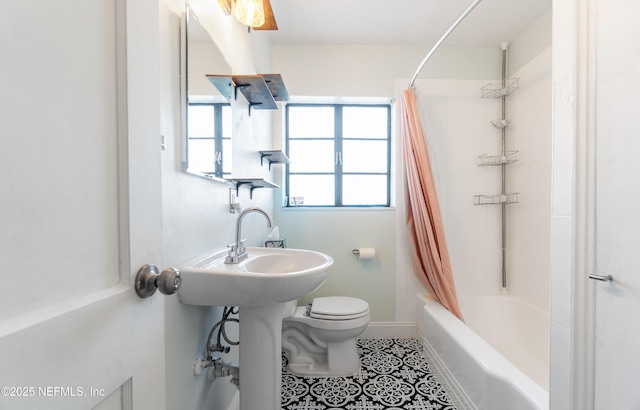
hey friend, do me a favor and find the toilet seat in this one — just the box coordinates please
[310,296,369,320]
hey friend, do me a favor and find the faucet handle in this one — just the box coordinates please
[227,239,246,248]
[224,240,248,264]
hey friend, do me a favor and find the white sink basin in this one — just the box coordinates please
[178,247,334,307]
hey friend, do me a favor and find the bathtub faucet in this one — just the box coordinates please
[225,207,274,264]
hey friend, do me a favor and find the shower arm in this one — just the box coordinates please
[408,0,483,89]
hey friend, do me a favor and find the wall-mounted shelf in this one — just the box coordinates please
[259,150,290,170]
[474,193,520,206]
[206,75,234,100]
[260,74,289,102]
[481,78,520,98]
[227,178,279,199]
[232,75,277,111]
[206,74,289,116]
[477,151,519,166]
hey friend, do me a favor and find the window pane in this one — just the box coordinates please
[289,106,334,138]
[342,175,388,205]
[222,139,232,174]
[342,140,388,173]
[343,106,388,139]
[289,140,335,172]
[187,139,216,173]
[222,105,232,139]
[289,175,334,206]
[188,105,215,138]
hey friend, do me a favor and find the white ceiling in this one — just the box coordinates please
[266,0,551,46]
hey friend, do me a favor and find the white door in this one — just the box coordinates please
[594,0,640,408]
[0,1,165,409]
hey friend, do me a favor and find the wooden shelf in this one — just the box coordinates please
[205,74,289,115]
[259,150,290,170]
[227,178,279,199]
[232,75,277,110]
[260,74,289,102]
[205,75,233,100]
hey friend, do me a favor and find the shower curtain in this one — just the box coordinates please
[401,88,464,321]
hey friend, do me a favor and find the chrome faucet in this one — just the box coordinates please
[225,207,274,264]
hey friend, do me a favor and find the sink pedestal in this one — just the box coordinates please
[239,303,286,410]
[178,246,334,408]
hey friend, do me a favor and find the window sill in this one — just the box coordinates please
[281,206,396,212]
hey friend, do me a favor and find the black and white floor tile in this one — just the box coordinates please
[281,338,457,410]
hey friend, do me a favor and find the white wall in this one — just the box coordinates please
[510,8,553,75]
[188,40,230,97]
[159,0,275,409]
[276,209,397,321]
[273,44,502,97]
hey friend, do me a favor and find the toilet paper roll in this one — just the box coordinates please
[357,248,376,260]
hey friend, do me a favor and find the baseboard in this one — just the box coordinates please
[360,321,418,339]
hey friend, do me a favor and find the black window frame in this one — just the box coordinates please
[285,103,392,208]
[186,101,231,178]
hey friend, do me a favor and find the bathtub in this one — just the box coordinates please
[417,294,549,410]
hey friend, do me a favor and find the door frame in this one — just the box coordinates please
[567,0,597,408]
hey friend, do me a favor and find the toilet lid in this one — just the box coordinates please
[310,296,369,320]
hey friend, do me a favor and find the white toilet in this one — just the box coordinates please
[281,296,370,377]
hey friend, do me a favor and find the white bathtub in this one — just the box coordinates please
[417,294,549,410]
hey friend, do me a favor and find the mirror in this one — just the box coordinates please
[184,6,232,181]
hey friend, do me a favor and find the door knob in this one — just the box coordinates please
[135,264,182,298]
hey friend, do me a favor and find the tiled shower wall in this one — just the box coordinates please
[507,47,552,311]
[411,46,551,312]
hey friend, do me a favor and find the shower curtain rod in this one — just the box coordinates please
[408,0,483,88]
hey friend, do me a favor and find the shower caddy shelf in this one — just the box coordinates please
[480,78,520,98]
[473,193,520,206]
[477,151,519,166]
[474,43,519,292]
[474,76,520,206]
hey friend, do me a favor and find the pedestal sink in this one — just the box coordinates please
[178,247,334,410]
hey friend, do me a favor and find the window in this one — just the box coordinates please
[285,103,391,207]
[187,102,232,178]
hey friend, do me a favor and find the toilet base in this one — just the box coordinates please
[285,338,361,377]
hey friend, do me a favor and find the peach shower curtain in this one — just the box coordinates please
[401,88,464,320]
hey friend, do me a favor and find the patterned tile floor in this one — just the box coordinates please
[281,338,457,410]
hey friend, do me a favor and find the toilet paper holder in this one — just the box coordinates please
[352,248,376,259]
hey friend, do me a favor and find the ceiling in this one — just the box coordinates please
[265,0,551,46]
